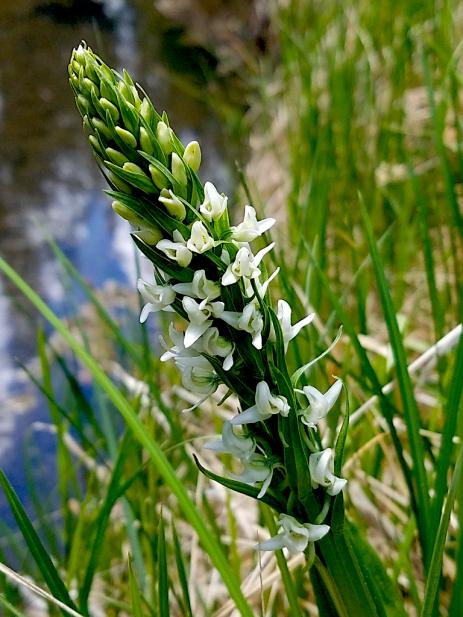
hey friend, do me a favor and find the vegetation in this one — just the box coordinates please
[1,1,463,615]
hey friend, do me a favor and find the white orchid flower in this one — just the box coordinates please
[137,279,176,322]
[255,514,330,554]
[309,448,347,496]
[187,221,215,254]
[172,270,221,301]
[225,453,282,498]
[204,420,256,461]
[299,380,343,429]
[200,182,228,222]
[157,230,193,267]
[230,381,290,425]
[182,297,225,348]
[221,243,275,286]
[181,364,219,396]
[221,303,264,349]
[230,205,275,242]
[270,299,315,351]
[201,327,234,370]
[158,188,186,220]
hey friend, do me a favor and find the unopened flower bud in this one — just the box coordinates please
[77,94,89,114]
[139,127,154,156]
[83,77,98,95]
[109,171,132,194]
[105,148,129,166]
[99,98,119,122]
[159,188,186,220]
[88,135,105,157]
[111,201,145,224]
[183,141,201,172]
[92,118,112,140]
[115,126,138,148]
[133,228,164,245]
[171,152,187,186]
[140,98,153,124]
[149,165,169,190]
[74,44,86,65]
[122,163,157,194]
[156,121,173,155]
[118,80,133,103]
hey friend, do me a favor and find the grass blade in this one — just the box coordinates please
[0,470,78,614]
[431,331,463,534]
[359,195,431,569]
[421,444,463,617]
[172,522,193,617]
[129,555,145,617]
[0,256,254,617]
[157,517,170,617]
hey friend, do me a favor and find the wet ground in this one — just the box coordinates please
[0,0,233,528]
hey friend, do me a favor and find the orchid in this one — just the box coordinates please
[255,514,330,554]
[204,420,256,461]
[230,381,290,425]
[157,230,193,267]
[309,448,347,496]
[201,327,234,370]
[70,44,353,579]
[270,299,315,351]
[298,380,343,429]
[187,221,215,254]
[137,279,176,322]
[221,243,275,287]
[225,453,283,498]
[182,297,225,348]
[199,182,228,222]
[158,188,186,220]
[230,205,275,242]
[221,303,265,349]
[172,270,221,301]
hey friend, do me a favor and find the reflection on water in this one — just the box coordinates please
[0,0,232,523]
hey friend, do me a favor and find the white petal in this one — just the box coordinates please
[327,478,347,496]
[204,440,228,453]
[184,321,212,348]
[229,406,268,425]
[305,523,330,542]
[222,267,238,286]
[254,534,287,552]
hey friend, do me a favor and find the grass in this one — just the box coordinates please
[1,0,463,615]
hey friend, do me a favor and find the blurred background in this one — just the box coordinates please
[0,0,264,517]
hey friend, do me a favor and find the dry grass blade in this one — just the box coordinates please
[0,562,85,617]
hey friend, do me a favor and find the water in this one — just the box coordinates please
[0,0,232,529]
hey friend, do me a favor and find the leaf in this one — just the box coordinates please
[359,195,431,568]
[291,327,343,387]
[0,470,78,615]
[128,556,145,617]
[172,523,193,617]
[421,444,463,617]
[346,522,406,617]
[334,383,349,477]
[193,455,286,512]
[157,518,170,617]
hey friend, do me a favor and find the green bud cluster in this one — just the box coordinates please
[68,42,203,236]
